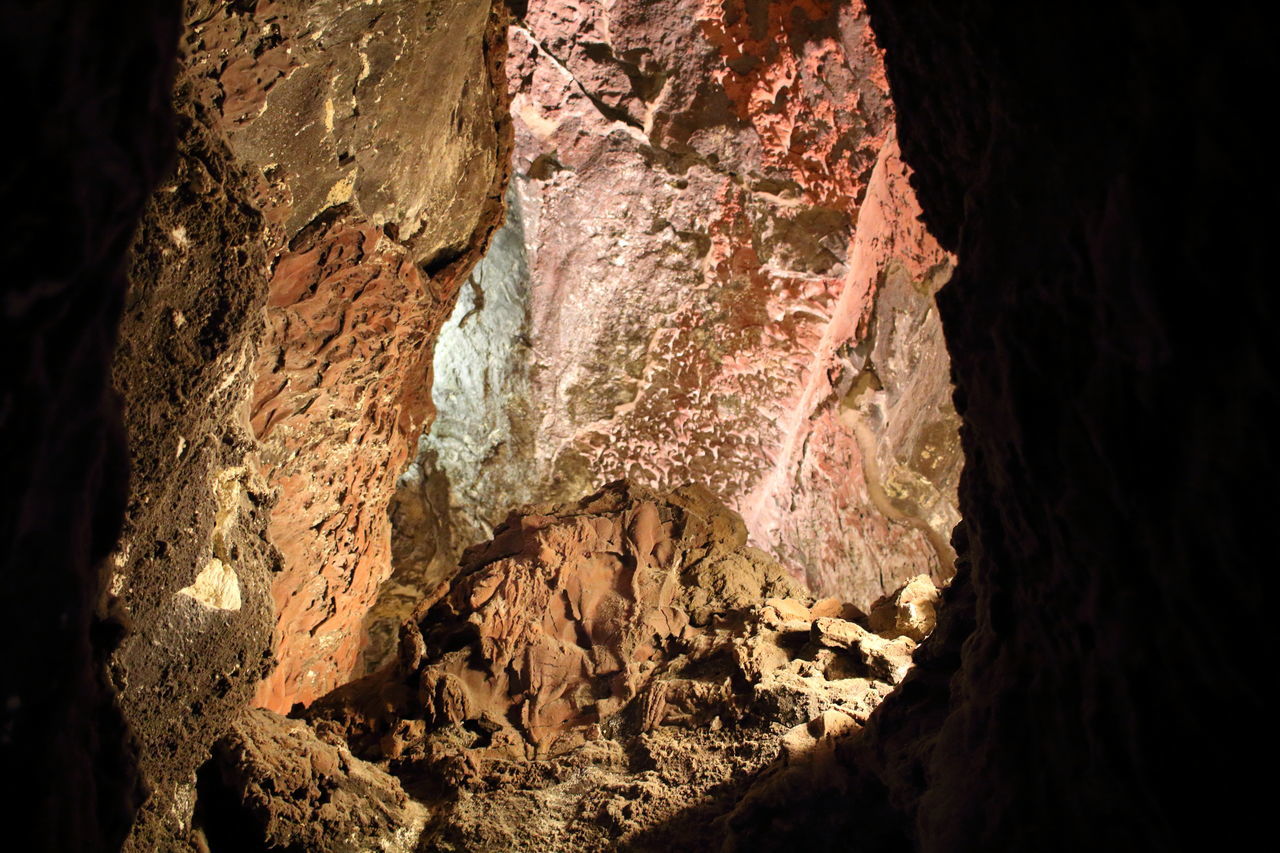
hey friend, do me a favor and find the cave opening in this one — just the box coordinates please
[192,1,960,845]
[5,0,1268,851]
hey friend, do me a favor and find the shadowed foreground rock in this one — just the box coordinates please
[197,708,426,853]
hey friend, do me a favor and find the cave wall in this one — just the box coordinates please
[373,0,963,667]
[0,2,180,850]
[724,4,1273,849]
[10,2,1272,850]
[104,0,511,847]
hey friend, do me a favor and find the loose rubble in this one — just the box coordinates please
[205,482,941,851]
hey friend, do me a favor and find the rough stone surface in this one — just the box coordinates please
[111,89,277,851]
[197,708,427,853]
[379,0,962,667]
[219,0,513,713]
[106,1,512,847]
[866,573,937,643]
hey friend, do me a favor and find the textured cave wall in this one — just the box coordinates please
[243,0,510,714]
[725,4,1273,850]
[0,2,180,850]
[110,29,279,848]
[106,0,511,846]
[373,0,962,667]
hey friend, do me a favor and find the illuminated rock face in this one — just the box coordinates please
[107,1,510,846]
[116,0,512,718]
[228,0,511,714]
[375,0,962,668]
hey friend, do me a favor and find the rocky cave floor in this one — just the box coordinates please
[194,482,939,852]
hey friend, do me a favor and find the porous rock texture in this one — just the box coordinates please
[720,3,1274,851]
[0,3,180,850]
[105,0,511,847]
[211,482,938,851]
[196,708,427,853]
[374,0,963,668]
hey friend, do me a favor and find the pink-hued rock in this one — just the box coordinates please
[384,0,961,663]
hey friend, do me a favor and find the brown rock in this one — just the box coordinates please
[780,709,862,763]
[761,597,813,631]
[810,597,868,622]
[400,480,800,757]
[199,708,426,853]
[812,616,863,651]
[813,616,915,684]
[868,573,939,642]
[108,3,514,842]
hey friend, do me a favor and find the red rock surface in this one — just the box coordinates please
[180,1,512,712]
[248,214,452,711]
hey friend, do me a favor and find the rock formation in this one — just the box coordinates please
[6,1,1272,850]
[372,0,963,671]
[209,483,938,850]
[105,1,511,846]
[196,708,427,853]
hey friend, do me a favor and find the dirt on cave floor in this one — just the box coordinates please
[196,482,941,852]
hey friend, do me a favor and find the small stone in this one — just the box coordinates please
[780,708,861,761]
[812,617,862,650]
[761,598,813,634]
[811,597,868,623]
[868,575,939,642]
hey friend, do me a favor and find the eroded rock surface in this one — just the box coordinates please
[378,0,962,668]
[223,0,512,713]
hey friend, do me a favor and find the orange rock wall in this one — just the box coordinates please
[226,1,512,711]
[250,216,447,710]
